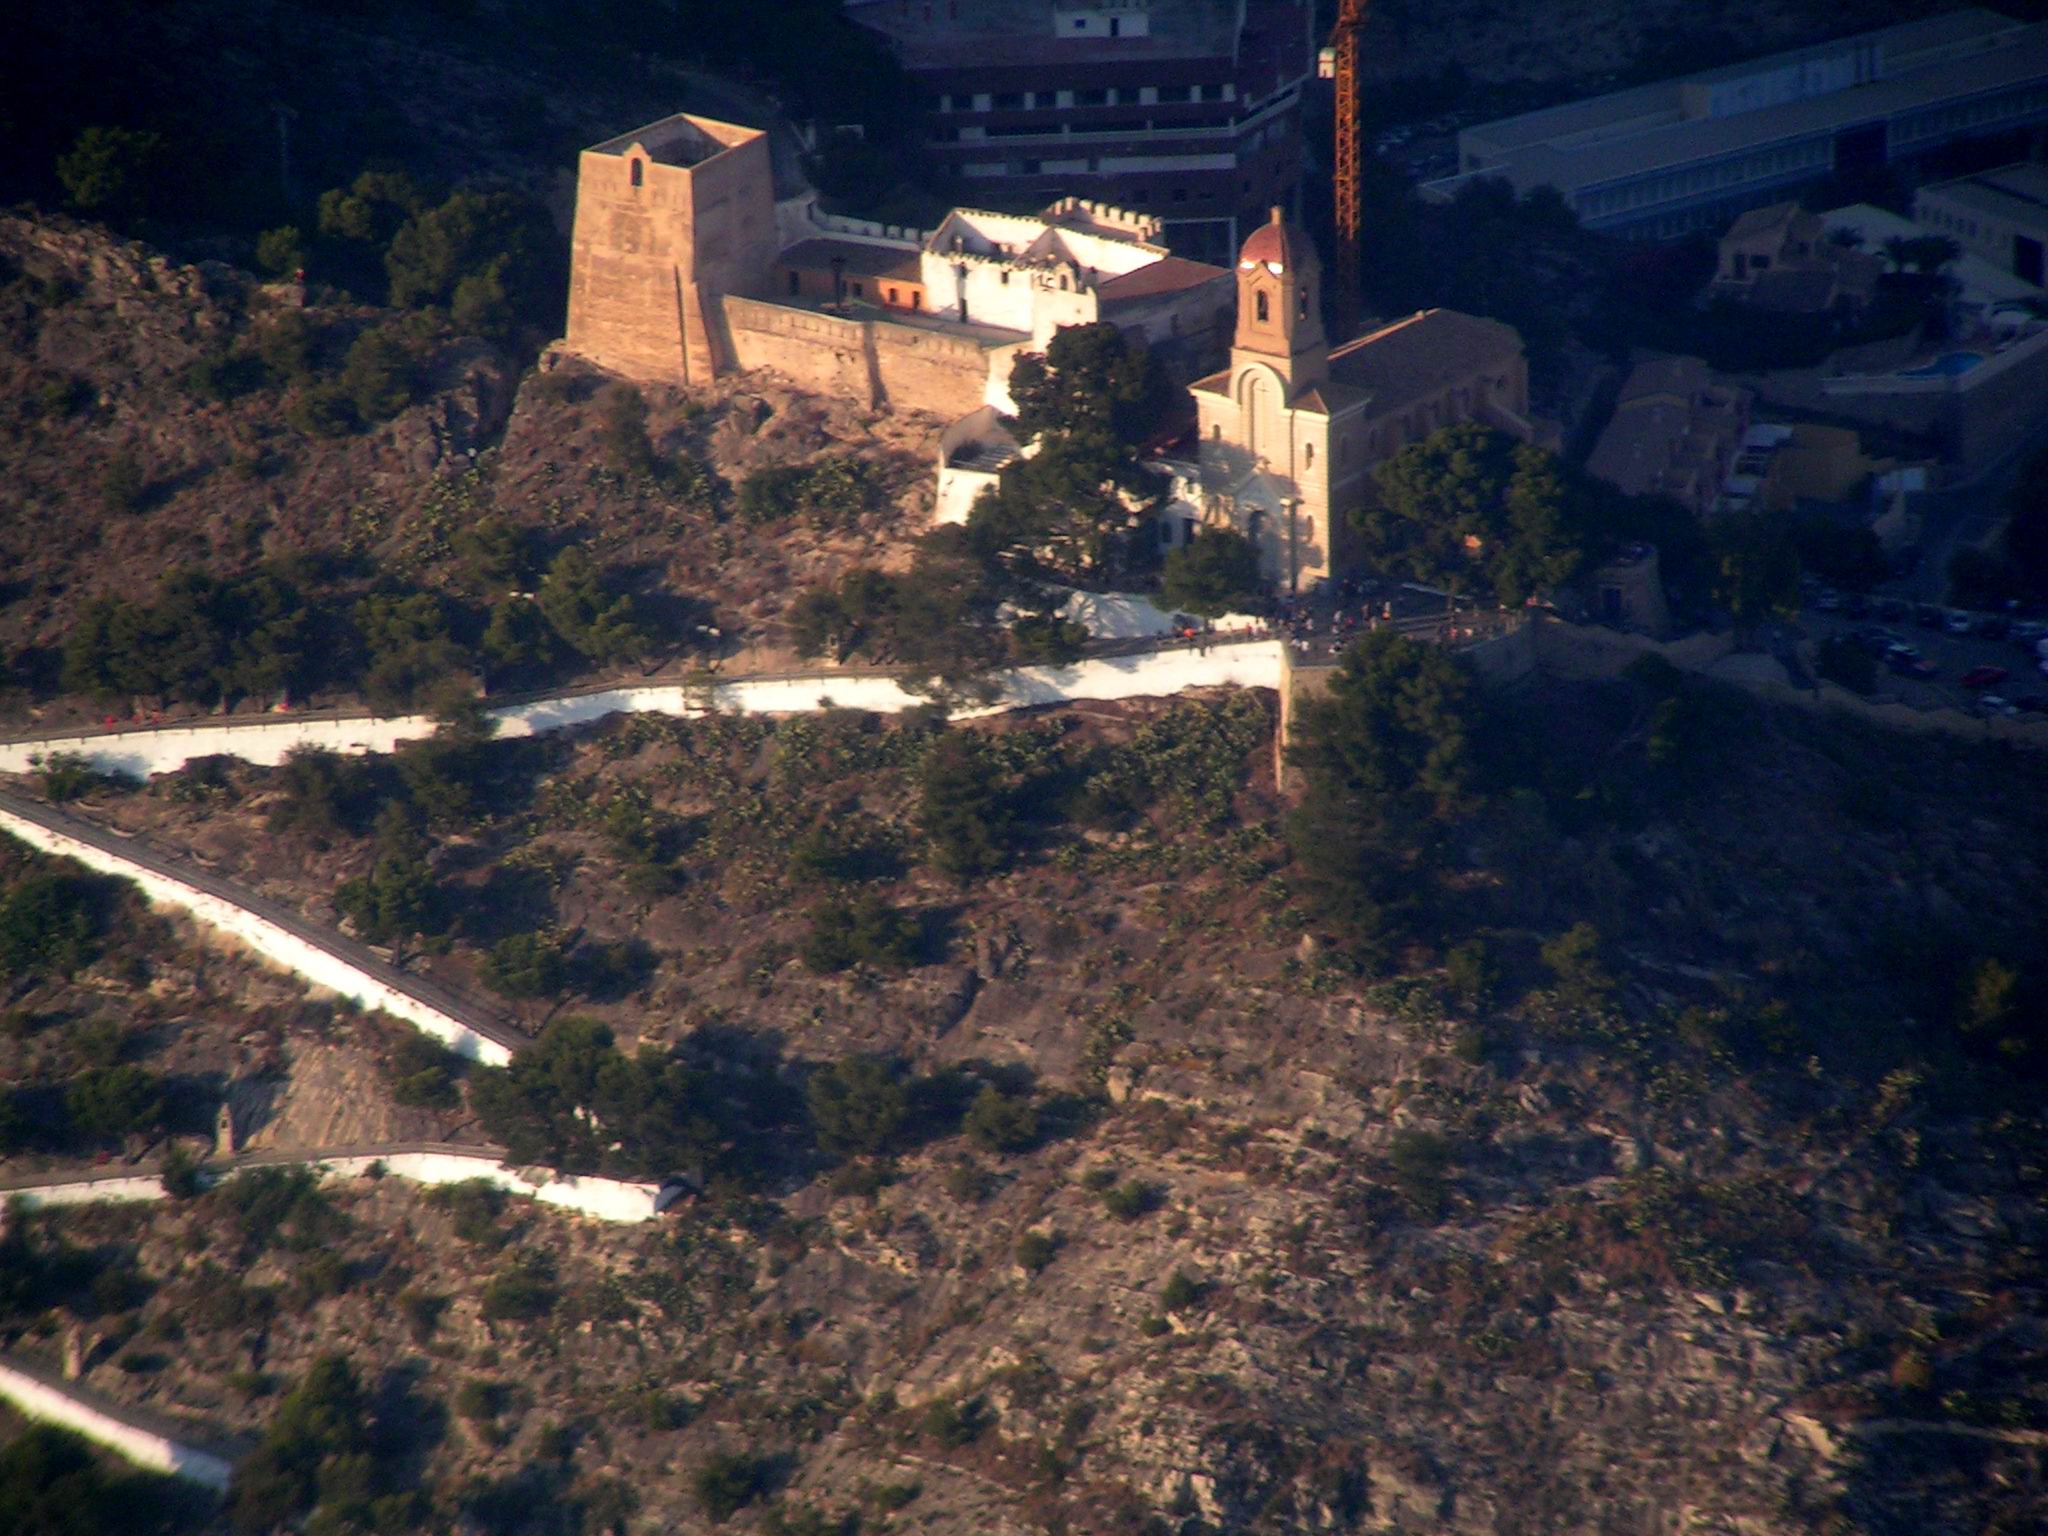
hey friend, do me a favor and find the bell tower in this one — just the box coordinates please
[1231,207,1327,393]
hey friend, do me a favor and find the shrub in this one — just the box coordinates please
[385,1032,460,1109]
[1161,529,1262,616]
[211,1168,343,1254]
[807,1056,908,1158]
[801,894,922,974]
[536,547,647,664]
[228,1356,386,1534]
[788,824,901,885]
[920,1396,992,1448]
[399,1289,447,1342]
[596,382,655,476]
[56,125,165,221]
[183,349,265,403]
[455,1379,507,1423]
[267,747,370,840]
[254,226,308,277]
[159,1143,205,1200]
[738,458,882,529]
[335,842,448,955]
[355,590,465,713]
[100,452,146,515]
[1540,922,1613,1010]
[1100,1179,1161,1221]
[1444,937,1498,1012]
[919,730,1013,880]
[479,1255,557,1321]
[962,1085,1040,1155]
[64,1065,166,1143]
[284,380,356,437]
[255,313,321,382]
[430,1179,507,1246]
[1160,1269,1203,1312]
[0,1423,208,1535]
[628,1387,690,1432]
[36,752,101,804]
[339,326,418,423]
[1386,1129,1455,1215]
[479,930,569,1001]
[292,1251,353,1302]
[1015,1230,1059,1274]
[693,1452,768,1521]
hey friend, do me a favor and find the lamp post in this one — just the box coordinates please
[1282,496,1300,597]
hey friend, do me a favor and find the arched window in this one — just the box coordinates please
[1303,442,1314,468]
[1248,509,1266,542]
[887,287,899,305]
[1210,424,1222,441]
[1255,290,1269,323]
[629,159,644,188]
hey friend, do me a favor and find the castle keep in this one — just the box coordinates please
[563,112,1231,417]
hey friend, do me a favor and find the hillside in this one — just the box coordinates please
[3,663,2045,1535]
[0,213,944,733]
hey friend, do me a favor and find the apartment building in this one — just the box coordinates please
[848,0,1314,262]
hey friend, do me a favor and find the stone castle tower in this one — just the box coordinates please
[563,114,779,386]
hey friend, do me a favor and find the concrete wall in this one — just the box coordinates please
[3,1149,678,1224]
[0,806,514,1066]
[0,713,437,779]
[0,1359,233,1490]
[1,647,1294,781]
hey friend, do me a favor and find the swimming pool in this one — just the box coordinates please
[1898,351,1986,379]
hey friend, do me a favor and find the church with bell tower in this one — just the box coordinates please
[1186,207,1539,593]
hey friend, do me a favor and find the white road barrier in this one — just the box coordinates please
[0,1358,235,1490]
[0,644,1290,779]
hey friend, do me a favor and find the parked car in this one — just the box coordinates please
[1876,597,1906,621]
[1844,594,1871,618]
[2016,694,2048,714]
[1976,694,2017,717]
[1885,647,1936,677]
[1914,604,1943,627]
[1960,665,2009,689]
[1946,611,1976,635]
[1816,590,1843,612]
[1981,615,2011,640]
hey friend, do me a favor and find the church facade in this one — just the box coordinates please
[1186,209,1539,592]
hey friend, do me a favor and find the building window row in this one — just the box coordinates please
[1894,85,2048,145]
[1923,205,1983,239]
[1581,138,1831,218]
[938,84,1234,112]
